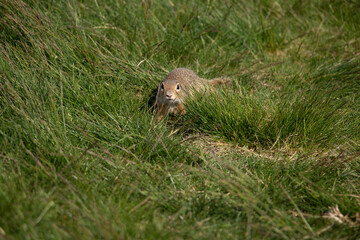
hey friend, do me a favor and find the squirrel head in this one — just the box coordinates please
[156,80,184,104]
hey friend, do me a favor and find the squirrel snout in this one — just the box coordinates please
[165,91,175,100]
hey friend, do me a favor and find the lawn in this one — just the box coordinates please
[1,0,359,239]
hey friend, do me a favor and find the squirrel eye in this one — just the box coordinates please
[160,83,164,91]
[176,83,180,90]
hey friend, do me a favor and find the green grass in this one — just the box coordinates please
[1,0,360,239]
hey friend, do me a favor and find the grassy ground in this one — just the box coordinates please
[1,0,360,239]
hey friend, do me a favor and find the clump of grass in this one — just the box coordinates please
[184,55,360,150]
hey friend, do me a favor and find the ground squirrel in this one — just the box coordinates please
[155,68,230,121]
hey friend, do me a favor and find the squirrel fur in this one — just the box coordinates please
[155,68,230,121]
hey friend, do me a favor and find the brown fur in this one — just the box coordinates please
[155,68,230,121]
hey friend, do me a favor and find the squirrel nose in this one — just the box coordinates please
[166,91,174,99]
